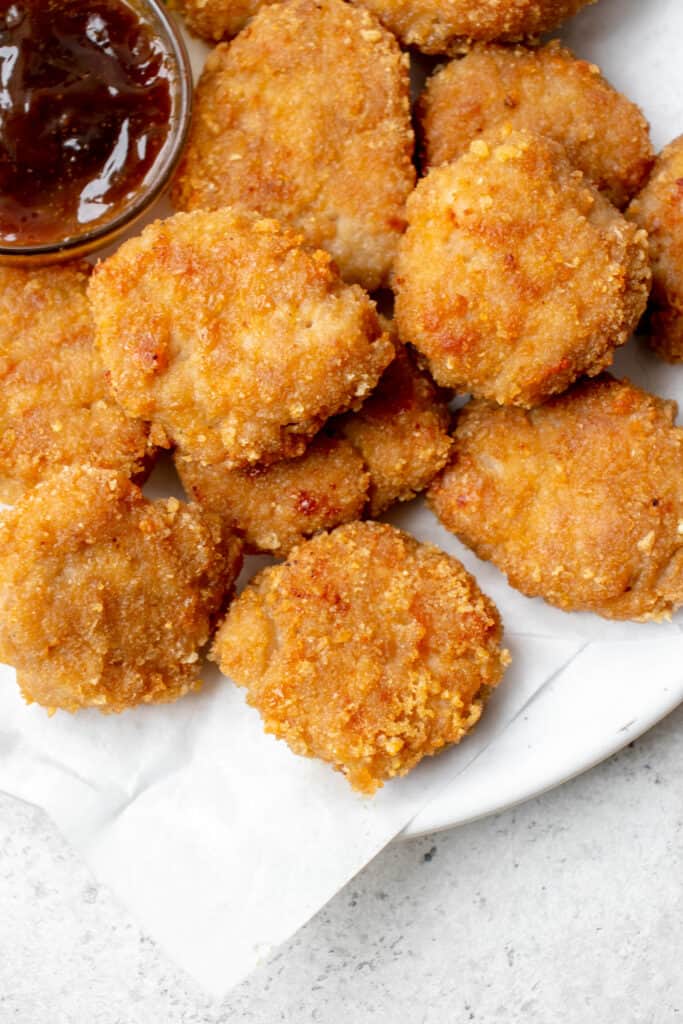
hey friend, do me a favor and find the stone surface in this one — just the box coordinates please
[0,704,681,1023]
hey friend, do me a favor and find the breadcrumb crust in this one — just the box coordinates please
[176,434,370,555]
[627,135,683,361]
[171,0,415,291]
[429,376,683,620]
[336,342,452,516]
[169,0,276,40]
[347,0,595,54]
[89,208,393,469]
[0,263,154,504]
[212,521,509,793]
[394,130,651,406]
[175,342,452,553]
[0,466,243,712]
[418,41,653,209]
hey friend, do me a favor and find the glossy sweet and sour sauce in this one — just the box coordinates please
[0,0,174,247]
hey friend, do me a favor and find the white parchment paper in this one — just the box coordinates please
[1,0,683,999]
[0,625,568,995]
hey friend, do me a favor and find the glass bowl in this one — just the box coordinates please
[0,0,193,267]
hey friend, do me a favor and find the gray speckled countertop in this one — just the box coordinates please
[1,704,681,1023]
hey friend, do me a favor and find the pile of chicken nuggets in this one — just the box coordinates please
[2,0,683,794]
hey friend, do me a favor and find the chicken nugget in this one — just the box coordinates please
[393,130,651,407]
[176,434,370,555]
[627,135,683,362]
[0,263,154,504]
[429,376,683,621]
[168,0,275,40]
[348,0,594,54]
[418,41,653,210]
[336,341,452,515]
[0,466,243,712]
[88,208,393,469]
[171,0,415,291]
[175,340,452,552]
[212,521,508,793]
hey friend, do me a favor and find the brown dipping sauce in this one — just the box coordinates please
[0,0,174,247]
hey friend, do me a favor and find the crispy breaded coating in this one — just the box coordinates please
[627,135,683,362]
[336,342,452,515]
[212,521,508,793]
[429,376,683,621]
[418,41,653,209]
[348,0,594,54]
[393,131,651,407]
[88,208,393,469]
[0,263,154,505]
[171,0,415,291]
[175,341,452,553]
[0,466,243,713]
[176,434,370,555]
[168,0,275,40]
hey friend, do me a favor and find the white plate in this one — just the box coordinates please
[404,621,683,837]
[404,0,683,837]
[179,1,683,841]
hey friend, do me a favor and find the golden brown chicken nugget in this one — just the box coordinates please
[394,131,651,407]
[348,0,594,54]
[0,263,154,505]
[171,0,415,291]
[88,208,393,469]
[627,135,683,361]
[168,0,275,40]
[0,466,243,713]
[212,521,508,793]
[336,342,452,515]
[418,41,653,209]
[429,376,683,621]
[176,434,370,555]
[175,341,452,553]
